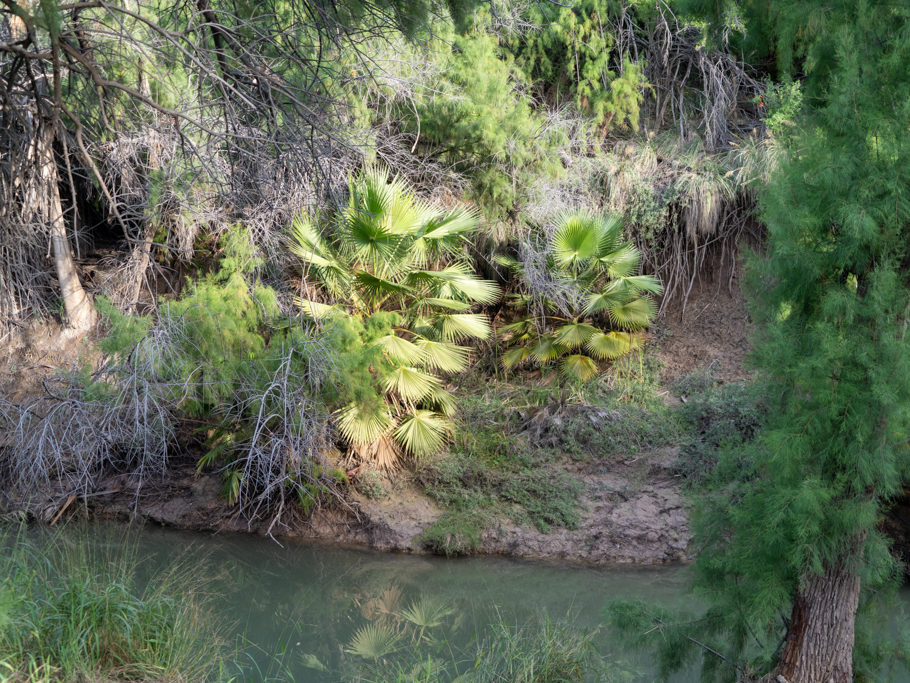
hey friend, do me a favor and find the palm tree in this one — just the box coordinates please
[291,166,498,467]
[498,211,662,382]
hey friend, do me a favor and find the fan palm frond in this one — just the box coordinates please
[502,345,532,369]
[530,334,566,363]
[609,297,657,330]
[551,212,600,269]
[436,313,492,341]
[586,331,638,359]
[553,321,598,348]
[394,410,449,456]
[336,401,393,446]
[375,335,425,364]
[294,297,337,320]
[560,354,599,382]
[415,338,470,373]
[383,366,440,402]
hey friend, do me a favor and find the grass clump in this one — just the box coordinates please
[418,509,489,557]
[0,525,228,682]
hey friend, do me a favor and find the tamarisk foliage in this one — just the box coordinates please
[613,1,910,679]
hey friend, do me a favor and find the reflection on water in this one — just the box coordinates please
[21,523,698,681]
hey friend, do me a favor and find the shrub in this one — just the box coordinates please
[498,211,662,382]
[292,165,499,467]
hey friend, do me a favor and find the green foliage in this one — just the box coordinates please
[644,1,910,677]
[0,525,228,681]
[673,380,765,486]
[410,30,563,218]
[418,508,489,556]
[293,166,498,464]
[498,212,662,382]
[506,0,647,131]
[757,80,802,139]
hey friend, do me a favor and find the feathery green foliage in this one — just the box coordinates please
[507,0,647,131]
[499,211,661,382]
[620,0,910,676]
[293,166,498,464]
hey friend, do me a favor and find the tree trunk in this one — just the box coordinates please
[38,121,97,331]
[776,551,861,683]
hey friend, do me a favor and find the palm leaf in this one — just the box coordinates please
[598,244,642,279]
[436,313,492,341]
[620,274,664,295]
[415,338,470,372]
[399,597,455,630]
[394,410,449,456]
[530,334,566,363]
[553,321,598,348]
[609,297,657,330]
[345,623,400,660]
[293,297,337,319]
[426,386,457,416]
[498,318,535,339]
[492,253,524,275]
[583,282,631,316]
[594,214,625,258]
[560,354,599,382]
[407,265,499,304]
[374,334,425,364]
[416,297,472,312]
[354,271,413,300]
[383,366,440,402]
[551,212,600,269]
[586,331,638,359]
[502,345,532,369]
[335,401,393,446]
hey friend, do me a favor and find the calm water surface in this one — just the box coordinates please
[25,522,910,681]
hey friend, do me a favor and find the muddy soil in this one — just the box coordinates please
[10,447,690,566]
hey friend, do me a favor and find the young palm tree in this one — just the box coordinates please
[291,166,498,467]
[498,211,662,382]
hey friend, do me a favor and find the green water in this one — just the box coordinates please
[46,522,695,681]
[24,523,909,681]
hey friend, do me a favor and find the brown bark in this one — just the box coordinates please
[776,551,861,683]
[38,121,97,331]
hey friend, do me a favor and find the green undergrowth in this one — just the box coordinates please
[0,524,229,682]
[417,354,683,555]
[672,376,767,487]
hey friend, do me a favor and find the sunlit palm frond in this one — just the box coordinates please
[552,321,598,349]
[582,281,630,316]
[436,313,492,341]
[415,338,470,373]
[609,297,657,330]
[336,401,393,446]
[551,212,600,269]
[383,366,440,402]
[560,354,599,382]
[374,334,425,364]
[599,244,642,279]
[293,297,337,320]
[586,331,639,359]
[394,410,450,457]
[620,274,664,295]
[426,387,457,416]
[407,264,499,305]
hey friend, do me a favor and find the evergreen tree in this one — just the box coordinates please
[672,1,910,680]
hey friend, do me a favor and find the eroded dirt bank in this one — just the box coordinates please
[8,445,690,566]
